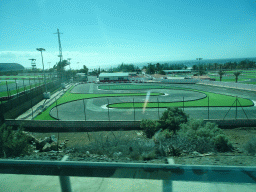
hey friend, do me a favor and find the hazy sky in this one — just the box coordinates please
[1,0,256,69]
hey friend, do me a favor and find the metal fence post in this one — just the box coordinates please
[59,155,72,192]
[235,96,238,119]
[133,98,135,121]
[83,99,86,121]
[183,97,184,111]
[6,81,9,99]
[0,100,5,123]
[9,89,12,109]
[108,98,110,121]
[157,97,160,119]
[55,98,59,120]
[31,98,34,119]
[208,96,210,120]
[163,180,173,192]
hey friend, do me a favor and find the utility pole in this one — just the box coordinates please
[54,29,63,62]
[196,58,203,76]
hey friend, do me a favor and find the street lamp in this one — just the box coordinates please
[37,48,50,99]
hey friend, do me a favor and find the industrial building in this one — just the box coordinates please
[75,73,88,82]
[0,63,24,72]
[163,69,191,74]
[99,73,129,82]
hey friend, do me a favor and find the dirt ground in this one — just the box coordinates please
[22,127,256,166]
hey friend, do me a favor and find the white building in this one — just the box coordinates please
[99,73,129,82]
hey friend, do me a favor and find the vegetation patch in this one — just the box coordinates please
[243,136,256,155]
[0,124,32,158]
[141,108,234,155]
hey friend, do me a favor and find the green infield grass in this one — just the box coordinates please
[108,89,253,108]
[34,87,163,120]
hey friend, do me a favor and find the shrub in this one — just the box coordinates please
[0,124,32,158]
[213,134,233,152]
[129,151,142,161]
[178,119,233,153]
[243,136,256,155]
[141,150,157,160]
[140,119,160,138]
[69,131,156,160]
[159,107,189,133]
[152,129,174,144]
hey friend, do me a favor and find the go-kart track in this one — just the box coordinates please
[48,83,256,121]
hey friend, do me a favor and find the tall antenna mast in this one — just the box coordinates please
[54,28,63,62]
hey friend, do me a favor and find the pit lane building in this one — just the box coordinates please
[99,73,129,82]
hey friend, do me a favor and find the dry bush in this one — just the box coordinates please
[243,136,256,155]
[67,131,157,160]
[0,124,33,158]
[177,119,233,153]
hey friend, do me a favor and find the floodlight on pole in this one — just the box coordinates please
[36,48,49,99]
[29,59,36,70]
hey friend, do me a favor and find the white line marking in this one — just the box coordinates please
[101,104,113,110]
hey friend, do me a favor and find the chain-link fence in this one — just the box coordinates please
[49,95,255,121]
[198,79,256,91]
[0,80,61,120]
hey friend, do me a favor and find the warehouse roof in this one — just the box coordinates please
[99,73,129,77]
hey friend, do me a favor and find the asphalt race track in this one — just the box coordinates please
[49,83,256,121]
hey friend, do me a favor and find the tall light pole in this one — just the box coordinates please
[196,58,203,76]
[36,48,47,92]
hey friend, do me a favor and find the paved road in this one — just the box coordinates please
[50,83,256,120]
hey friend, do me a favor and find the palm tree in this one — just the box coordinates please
[218,70,225,82]
[233,71,241,83]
